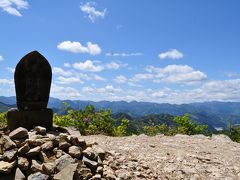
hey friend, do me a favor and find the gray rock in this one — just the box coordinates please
[26,146,41,156]
[0,160,17,174]
[39,151,56,163]
[9,127,28,140]
[0,135,16,151]
[18,143,30,155]
[53,163,78,180]
[42,162,55,175]
[31,159,43,172]
[55,154,75,172]
[59,141,71,150]
[27,172,49,180]
[0,167,25,180]
[41,141,54,151]
[68,146,82,158]
[83,147,97,161]
[35,126,47,135]
[82,156,98,169]
[18,157,29,171]
[93,146,106,161]
[3,148,17,162]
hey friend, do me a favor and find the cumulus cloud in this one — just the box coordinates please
[94,74,106,81]
[145,64,207,84]
[105,62,128,70]
[0,0,29,16]
[0,78,13,85]
[0,55,4,61]
[82,85,122,95]
[80,1,106,23]
[158,49,183,59]
[72,60,104,72]
[57,41,101,55]
[56,76,83,85]
[106,52,143,57]
[114,75,127,84]
[64,63,71,68]
[6,67,15,73]
[53,67,73,77]
[50,84,82,99]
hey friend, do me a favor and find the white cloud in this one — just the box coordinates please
[158,49,183,59]
[57,41,101,55]
[106,52,143,57]
[226,72,238,78]
[0,78,13,85]
[105,62,128,70]
[146,64,207,84]
[50,84,82,99]
[56,76,83,85]
[0,55,4,61]
[80,1,107,23]
[64,63,71,67]
[0,0,29,16]
[130,73,154,82]
[53,67,73,77]
[114,75,127,84]
[82,85,122,95]
[94,75,106,81]
[6,67,15,73]
[73,60,104,72]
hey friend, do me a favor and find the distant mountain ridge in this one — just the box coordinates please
[1,96,240,129]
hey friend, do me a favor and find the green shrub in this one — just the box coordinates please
[113,118,129,136]
[175,114,208,135]
[0,112,7,129]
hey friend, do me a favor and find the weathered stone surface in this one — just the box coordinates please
[18,157,29,171]
[68,145,82,158]
[53,163,78,180]
[7,108,53,131]
[0,135,16,151]
[41,141,53,151]
[31,159,43,172]
[26,146,41,156]
[14,51,52,111]
[27,172,49,180]
[0,167,25,180]
[35,126,46,135]
[39,151,56,163]
[3,148,17,162]
[91,174,102,180]
[42,162,55,175]
[55,154,75,172]
[9,127,28,140]
[58,141,71,150]
[83,147,97,161]
[18,143,30,155]
[92,145,106,161]
[82,156,98,169]
[0,160,16,174]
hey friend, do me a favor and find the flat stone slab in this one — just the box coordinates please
[7,108,53,131]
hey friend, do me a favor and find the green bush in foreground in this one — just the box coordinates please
[0,112,7,129]
[53,105,129,136]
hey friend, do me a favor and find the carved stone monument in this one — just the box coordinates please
[7,51,53,131]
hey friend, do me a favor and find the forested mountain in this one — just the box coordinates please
[1,96,240,129]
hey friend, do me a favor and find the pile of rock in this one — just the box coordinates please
[0,126,110,180]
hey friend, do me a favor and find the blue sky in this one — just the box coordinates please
[0,0,240,103]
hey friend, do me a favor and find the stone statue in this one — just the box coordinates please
[7,51,53,130]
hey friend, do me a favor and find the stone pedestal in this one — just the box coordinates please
[7,108,53,131]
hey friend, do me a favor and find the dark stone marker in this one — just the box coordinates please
[7,51,53,131]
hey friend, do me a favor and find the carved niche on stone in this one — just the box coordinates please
[14,51,52,110]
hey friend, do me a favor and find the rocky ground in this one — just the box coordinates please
[85,134,240,180]
[1,127,240,180]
